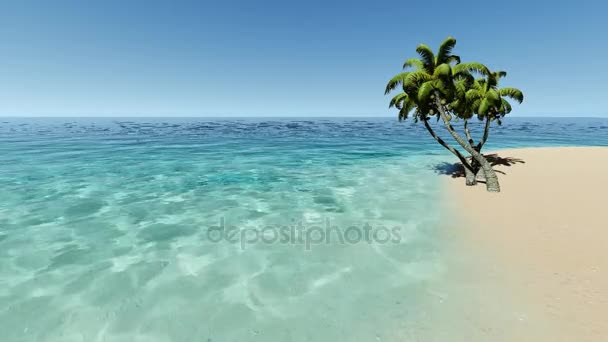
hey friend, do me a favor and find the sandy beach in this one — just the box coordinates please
[445,146,608,341]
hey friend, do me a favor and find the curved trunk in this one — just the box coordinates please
[475,166,485,180]
[480,159,499,192]
[471,117,492,179]
[476,116,491,151]
[433,92,500,192]
[464,167,477,186]
[464,120,475,146]
[422,118,475,174]
[464,119,482,180]
[469,154,481,178]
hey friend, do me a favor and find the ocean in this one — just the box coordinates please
[1,117,607,341]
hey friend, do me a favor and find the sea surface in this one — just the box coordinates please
[0,117,607,341]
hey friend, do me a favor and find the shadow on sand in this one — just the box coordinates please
[433,154,526,179]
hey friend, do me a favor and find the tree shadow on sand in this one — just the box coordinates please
[433,154,526,179]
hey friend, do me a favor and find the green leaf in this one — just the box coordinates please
[398,99,416,121]
[499,87,524,103]
[454,79,468,98]
[500,98,513,113]
[465,89,481,102]
[389,93,408,109]
[436,37,457,65]
[433,63,452,79]
[478,98,490,115]
[417,82,435,102]
[403,58,424,70]
[385,72,409,94]
[446,55,461,65]
[453,62,490,77]
[415,44,436,72]
[404,70,433,86]
[486,89,500,103]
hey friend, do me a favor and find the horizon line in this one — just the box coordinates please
[1,115,608,119]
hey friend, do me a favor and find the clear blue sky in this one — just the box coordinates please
[0,0,606,117]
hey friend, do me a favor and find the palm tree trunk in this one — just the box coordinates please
[476,116,491,151]
[463,119,482,183]
[464,120,475,146]
[422,118,475,176]
[464,166,477,186]
[472,117,492,179]
[433,92,500,192]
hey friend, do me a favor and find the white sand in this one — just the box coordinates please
[445,147,608,341]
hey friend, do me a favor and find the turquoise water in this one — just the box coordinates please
[1,117,607,341]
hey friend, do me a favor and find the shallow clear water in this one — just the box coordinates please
[0,117,606,341]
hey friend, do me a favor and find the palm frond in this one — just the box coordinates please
[385,72,409,94]
[454,79,469,97]
[486,89,500,103]
[417,82,435,102]
[478,98,490,115]
[402,58,424,70]
[453,70,473,84]
[465,89,482,102]
[446,55,461,65]
[499,87,524,103]
[471,98,482,113]
[387,37,523,128]
[475,78,487,86]
[404,70,433,86]
[398,99,416,121]
[433,63,452,79]
[415,44,436,72]
[389,93,408,109]
[436,37,457,65]
[500,98,513,113]
[453,62,490,77]
[495,71,507,79]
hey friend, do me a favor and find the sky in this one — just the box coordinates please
[0,0,606,117]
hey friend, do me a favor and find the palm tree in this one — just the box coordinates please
[465,71,524,151]
[459,71,524,182]
[385,37,505,192]
[386,38,476,178]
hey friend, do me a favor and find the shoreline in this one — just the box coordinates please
[444,146,608,341]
